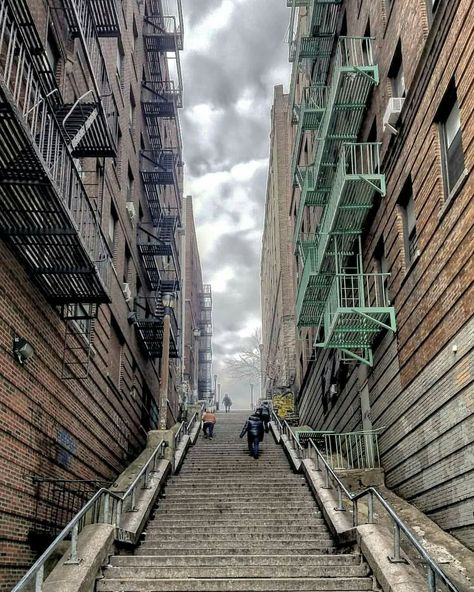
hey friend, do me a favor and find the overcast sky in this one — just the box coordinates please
[181,0,290,409]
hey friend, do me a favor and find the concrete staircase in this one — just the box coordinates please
[98,411,376,591]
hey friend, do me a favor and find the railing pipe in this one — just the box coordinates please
[307,440,459,592]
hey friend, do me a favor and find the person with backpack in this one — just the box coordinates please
[222,394,232,413]
[239,412,264,459]
[256,402,271,433]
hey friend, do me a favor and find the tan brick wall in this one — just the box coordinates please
[261,86,297,398]
[291,0,474,549]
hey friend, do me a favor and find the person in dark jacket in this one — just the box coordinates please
[240,414,264,459]
[256,402,271,433]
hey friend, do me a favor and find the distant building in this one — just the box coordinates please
[0,0,186,585]
[182,196,207,404]
[263,0,474,549]
[260,86,297,399]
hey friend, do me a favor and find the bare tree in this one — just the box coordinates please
[224,329,277,383]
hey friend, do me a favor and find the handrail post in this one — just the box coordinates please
[427,567,436,592]
[65,523,80,564]
[335,485,345,512]
[103,493,110,524]
[367,490,374,524]
[389,523,406,564]
[130,486,136,512]
[323,465,330,489]
[35,565,44,592]
[115,499,122,527]
[353,499,358,527]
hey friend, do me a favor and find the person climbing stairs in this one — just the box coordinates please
[97,410,376,591]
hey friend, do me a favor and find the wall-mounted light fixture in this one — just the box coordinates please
[13,335,34,365]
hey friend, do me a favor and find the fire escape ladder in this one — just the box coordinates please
[61,303,97,379]
[292,37,396,366]
[61,0,118,155]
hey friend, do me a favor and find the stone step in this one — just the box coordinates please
[146,518,326,527]
[142,536,335,545]
[140,535,335,545]
[134,546,337,556]
[157,491,313,499]
[102,565,369,579]
[167,477,304,483]
[162,487,310,495]
[110,555,361,568]
[143,527,331,537]
[153,502,317,512]
[97,577,373,591]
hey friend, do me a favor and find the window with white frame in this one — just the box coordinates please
[398,178,418,267]
[439,92,465,197]
[389,42,405,98]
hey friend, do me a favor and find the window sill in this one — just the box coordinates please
[438,168,468,222]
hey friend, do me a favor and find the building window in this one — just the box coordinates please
[127,166,134,202]
[109,205,118,250]
[46,29,60,76]
[116,43,124,87]
[389,42,405,98]
[123,246,131,284]
[398,178,418,267]
[374,238,389,305]
[438,89,465,198]
[129,88,136,133]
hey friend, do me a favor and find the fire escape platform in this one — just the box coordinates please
[55,103,115,158]
[64,0,120,37]
[291,86,327,180]
[0,84,110,304]
[295,41,379,245]
[314,272,397,365]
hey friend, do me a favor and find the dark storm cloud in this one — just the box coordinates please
[205,230,258,274]
[182,104,269,177]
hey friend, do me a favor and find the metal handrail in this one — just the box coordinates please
[174,421,186,447]
[270,409,282,431]
[282,420,304,452]
[186,411,198,435]
[305,440,459,592]
[12,439,166,592]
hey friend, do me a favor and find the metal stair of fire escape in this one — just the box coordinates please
[98,412,376,591]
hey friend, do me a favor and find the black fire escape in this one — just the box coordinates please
[198,285,213,400]
[135,0,183,359]
[0,0,118,377]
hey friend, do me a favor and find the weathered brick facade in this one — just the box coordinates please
[261,86,297,398]
[269,0,474,550]
[183,196,204,402]
[0,0,184,587]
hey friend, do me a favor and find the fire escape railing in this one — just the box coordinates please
[0,0,112,303]
[134,295,179,358]
[62,0,118,154]
[288,32,396,365]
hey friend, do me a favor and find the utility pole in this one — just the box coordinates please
[250,383,254,410]
[159,293,174,430]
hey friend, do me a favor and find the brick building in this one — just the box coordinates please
[260,85,297,399]
[0,0,186,587]
[264,0,474,549]
[182,195,207,404]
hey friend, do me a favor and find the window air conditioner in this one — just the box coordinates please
[125,201,136,222]
[122,282,132,302]
[383,97,405,134]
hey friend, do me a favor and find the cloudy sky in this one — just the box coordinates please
[181,0,290,409]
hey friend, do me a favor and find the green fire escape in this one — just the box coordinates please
[290,32,396,365]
